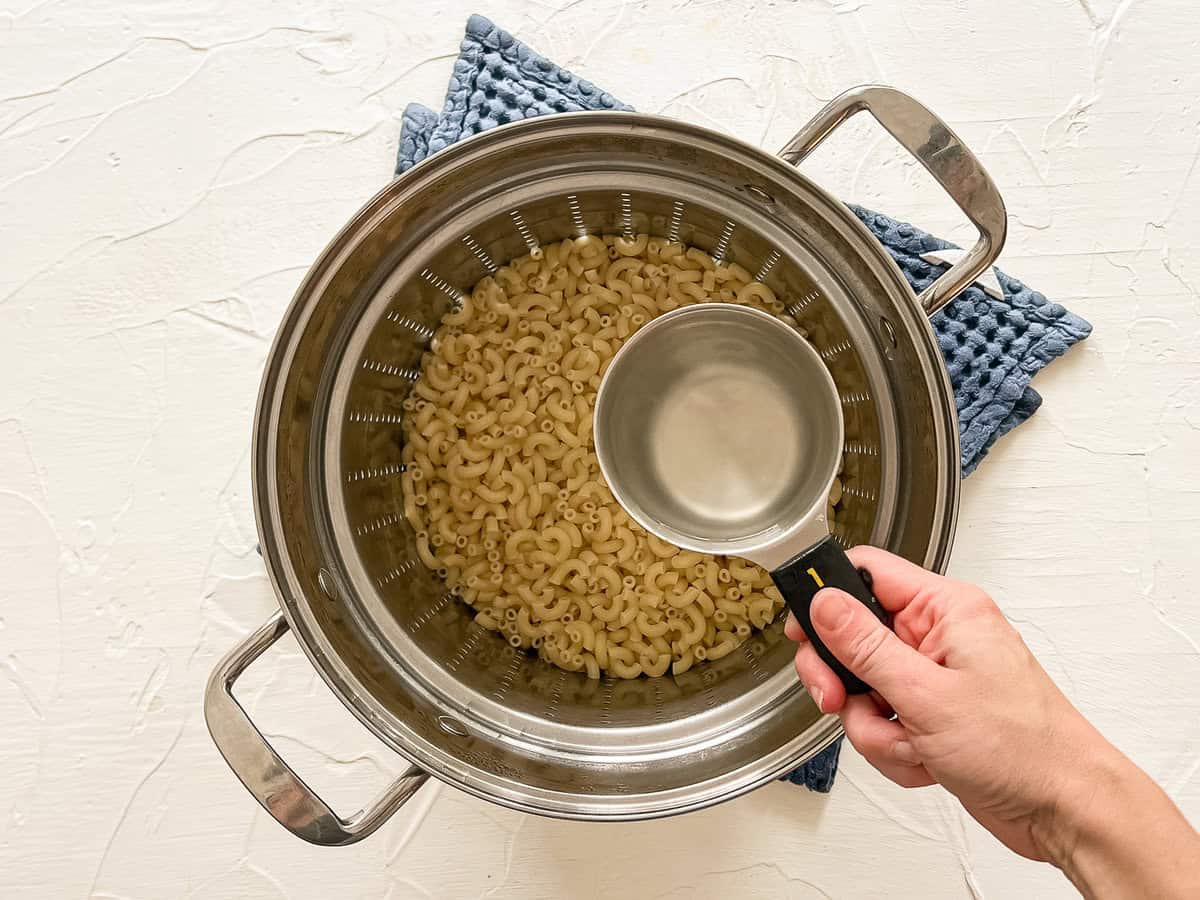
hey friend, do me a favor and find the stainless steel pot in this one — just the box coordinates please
[205,85,1005,845]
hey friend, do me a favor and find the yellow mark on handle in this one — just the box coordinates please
[807,568,824,588]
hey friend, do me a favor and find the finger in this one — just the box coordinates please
[794,640,846,714]
[840,695,922,766]
[869,759,936,789]
[784,611,806,643]
[839,697,935,786]
[846,546,948,614]
[810,587,946,705]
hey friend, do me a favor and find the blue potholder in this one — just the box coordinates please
[394,14,1092,792]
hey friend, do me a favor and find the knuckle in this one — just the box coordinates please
[971,589,996,612]
[957,583,994,612]
[844,624,890,671]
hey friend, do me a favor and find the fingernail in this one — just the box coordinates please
[893,740,920,765]
[809,685,825,712]
[812,589,853,631]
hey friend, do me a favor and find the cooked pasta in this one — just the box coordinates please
[400,234,844,678]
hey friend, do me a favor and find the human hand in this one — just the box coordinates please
[785,546,1200,898]
[785,546,1114,862]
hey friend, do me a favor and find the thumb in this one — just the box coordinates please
[811,587,938,701]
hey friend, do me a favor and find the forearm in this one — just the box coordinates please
[1036,744,1200,900]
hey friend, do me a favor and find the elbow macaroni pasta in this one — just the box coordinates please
[400,233,842,679]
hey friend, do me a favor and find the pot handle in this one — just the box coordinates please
[779,85,1007,315]
[204,611,429,846]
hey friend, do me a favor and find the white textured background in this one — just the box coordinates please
[3,1,1198,897]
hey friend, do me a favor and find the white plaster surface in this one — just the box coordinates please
[2,0,1199,896]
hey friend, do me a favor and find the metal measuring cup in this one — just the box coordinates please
[594,303,888,693]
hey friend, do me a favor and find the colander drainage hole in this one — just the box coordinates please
[744,184,775,204]
[316,568,338,601]
[880,315,899,349]
[437,715,469,737]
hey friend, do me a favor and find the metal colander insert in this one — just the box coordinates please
[332,183,888,716]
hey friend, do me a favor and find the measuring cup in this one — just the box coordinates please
[594,303,888,694]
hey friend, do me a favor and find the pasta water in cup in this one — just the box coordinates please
[594,303,889,694]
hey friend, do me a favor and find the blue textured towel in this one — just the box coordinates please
[394,14,1092,792]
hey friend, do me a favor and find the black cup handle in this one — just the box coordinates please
[771,534,889,695]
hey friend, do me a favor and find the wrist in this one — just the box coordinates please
[1033,738,1200,899]
[1029,738,1130,870]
